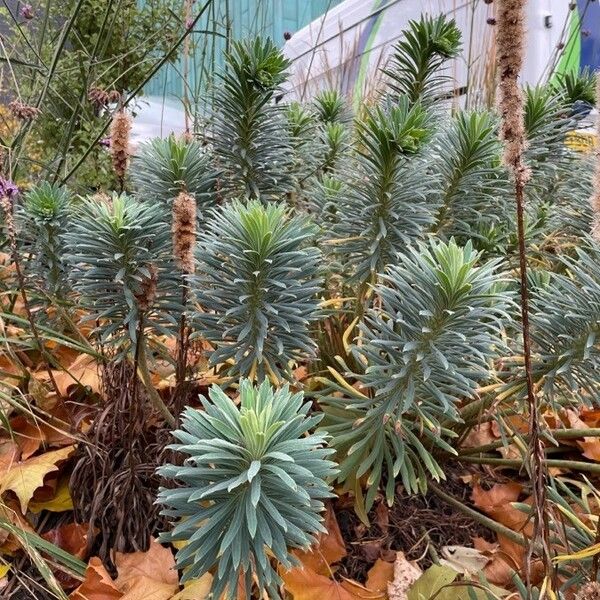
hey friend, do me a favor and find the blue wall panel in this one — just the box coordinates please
[144,0,342,97]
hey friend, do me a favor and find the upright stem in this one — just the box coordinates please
[496,0,552,589]
[137,339,176,428]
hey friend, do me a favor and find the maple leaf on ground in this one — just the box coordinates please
[114,539,178,589]
[70,557,122,600]
[291,505,347,575]
[71,540,181,600]
[471,482,544,586]
[282,566,386,600]
[0,445,73,513]
[366,560,395,595]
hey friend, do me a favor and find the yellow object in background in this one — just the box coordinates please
[565,130,598,153]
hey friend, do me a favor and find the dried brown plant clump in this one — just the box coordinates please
[70,360,166,574]
[88,87,121,108]
[110,108,132,186]
[172,191,197,274]
[591,75,600,240]
[135,264,158,312]
[576,582,600,600]
[8,100,40,121]
[496,0,530,183]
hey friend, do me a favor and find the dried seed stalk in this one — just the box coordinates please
[496,0,552,588]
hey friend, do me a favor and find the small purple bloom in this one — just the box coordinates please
[0,177,19,199]
[20,3,34,19]
[186,18,194,29]
[283,31,292,41]
[99,138,111,148]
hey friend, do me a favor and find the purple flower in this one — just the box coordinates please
[185,18,194,30]
[283,31,292,41]
[20,3,34,19]
[99,138,111,148]
[0,177,19,199]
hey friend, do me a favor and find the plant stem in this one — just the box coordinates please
[458,428,600,455]
[137,340,176,428]
[429,482,528,549]
[459,455,600,474]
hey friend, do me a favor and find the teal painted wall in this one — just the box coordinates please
[144,0,342,97]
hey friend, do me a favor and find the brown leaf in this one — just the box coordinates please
[366,559,395,596]
[283,566,383,600]
[374,502,390,533]
[42,522,90,560]
[292,505,346,575]
[10,416,44,460]
[119,576,177,600]
[563,409,600,461]
[50,354,101,397]
[70,557,123,600]
[461,423,497,449]
[386,552,422,600]
[473,537,517,587]
[114,539,178,588]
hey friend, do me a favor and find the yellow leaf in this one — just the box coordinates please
[0,446,74,514]
[0,564,10,577]
[554,542,600,562]
[169,574,213,599]
[29,478,74,513]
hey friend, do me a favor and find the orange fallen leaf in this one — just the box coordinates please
[292,505,347,575]
[283,566,383,600]
[366,559,395,596]
[70,557,123,600]
[50,354,101,398]
[0,445,73,513]
[9,416,45,460]
[114,539,178,589]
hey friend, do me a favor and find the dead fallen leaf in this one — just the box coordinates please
[283,566,383,600]
[50,354,101,398]
[473,537,517,587]
[29,476,74,513]
[114,539,178,588]
[9,416,45,460]
[564,409,600,461]
[0,445,73,513]
[169,574,212,599]
[366,559,395,596]
[42,522,90,560]
[387,552,422,600]
[292,505,347,575]
[70,557,123,600]
[120,576,177,600]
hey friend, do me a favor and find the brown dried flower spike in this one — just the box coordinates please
[496,0,530,182]
[110,108,132,186]
[8,100,40,121]
[135,264,158,312]
[172,191,197,274]
[591,75,600,241]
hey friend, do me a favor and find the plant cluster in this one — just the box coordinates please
[3,11,600,600]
